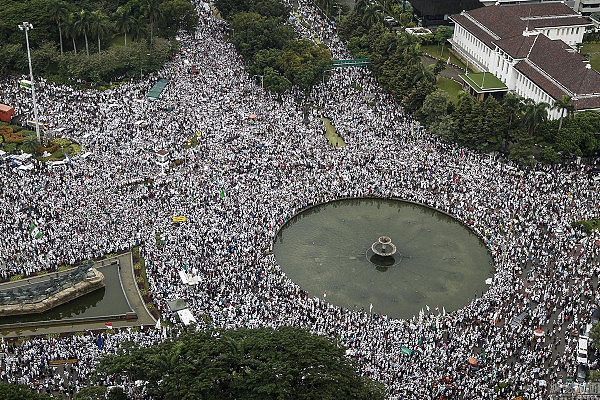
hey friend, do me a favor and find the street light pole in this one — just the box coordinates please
[19,22,40,143]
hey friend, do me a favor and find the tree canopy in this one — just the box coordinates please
[0,383,53,400]
[0,0,198,85]
[215,0,331,95]
[97,326,387,400]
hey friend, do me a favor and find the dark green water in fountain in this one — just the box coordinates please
[273,199,493,318]
[0,263,132,326]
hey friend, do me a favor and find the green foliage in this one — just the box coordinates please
[0,0,197,84]
[3,142,17,154]
[28,38,171,85]
[107,387,128,400]
[98,327,386,400]
[277,39,331,91]
[589,369,600,382]
[216,0,330,94]
[416,89,449,128]
[572,219,600,235]
[0,383,53,400]
[591,322,600,351]
[215,0,289,20]
[73,386,107,400]
[21,135,41,154]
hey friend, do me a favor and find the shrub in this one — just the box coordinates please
[66,143,81,155]
[572,219,600,234]
[40,142,59,153]
[53,138,71,147]
[4,143,17,153]
[9,274,23,281]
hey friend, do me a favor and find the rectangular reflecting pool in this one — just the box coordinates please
[0,263,133,328]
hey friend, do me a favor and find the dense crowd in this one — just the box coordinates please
[0,1,599,398]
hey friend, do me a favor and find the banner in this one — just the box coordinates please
[29,221,42,239]
[401,346,413,356]
[172,216,186,222]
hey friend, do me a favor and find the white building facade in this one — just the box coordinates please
[450,2,600,118]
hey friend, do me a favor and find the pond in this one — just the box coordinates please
[273,199,493,318]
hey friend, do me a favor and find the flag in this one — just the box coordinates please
[65,153,72,165]
[435,306,439,311]
[155,319,161,329]
[219,188,225,198]
[29,221,42,239]
[104,322,113,329]
[369,302,373,313]
[401,346,413,355]
[96,334,104,350]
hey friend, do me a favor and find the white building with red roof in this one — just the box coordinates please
[450,2,600,118]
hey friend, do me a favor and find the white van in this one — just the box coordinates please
[578,335,589,365]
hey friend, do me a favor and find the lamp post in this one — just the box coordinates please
[19,22,41,143]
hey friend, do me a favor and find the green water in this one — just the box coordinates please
[273,199,493,318]
[0,264,132,326]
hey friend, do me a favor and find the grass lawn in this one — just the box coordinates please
[421,44,475,73]
[319,117,346,147]
[581,43,600,73]
[437,77,464,104]
[460,72,506,91]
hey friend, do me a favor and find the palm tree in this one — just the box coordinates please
[21,135,40,155]
[362,6,382,27]
[48,0,68,56]
[131,15,147,42]
[522,99,549,136]
[503,92,522,127]
[90,10,110,56]
[552,95,575,132]
[74,9,91,56]
[115,6,133,47]
[354,0,368,13]
[411,63,434,85]
[65,13,78,54]
[143,0,162,45]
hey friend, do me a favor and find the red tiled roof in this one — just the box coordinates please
[467,5,524,39]
[494,35,537,59]
[529,16,592,29]
[450,14,497,48]
[514,60,566,100]
[573,97,600,111]
[505,2,577,18]
[526,34,600,96]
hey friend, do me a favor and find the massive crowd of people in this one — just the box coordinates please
[0,0,599,398]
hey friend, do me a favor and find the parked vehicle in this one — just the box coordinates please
[578,335,589,365]
[577,363,589,383]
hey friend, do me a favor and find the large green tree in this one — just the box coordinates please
[47,0,69,56]
[0,383,53,400]
[114,6,133,47]
[553,94,575,132]
[97,327,387,400]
